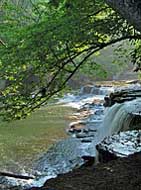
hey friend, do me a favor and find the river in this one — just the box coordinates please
[0,83,140,189]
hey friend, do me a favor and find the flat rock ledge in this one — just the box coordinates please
[104,86,141,107]
[96,130,141,163]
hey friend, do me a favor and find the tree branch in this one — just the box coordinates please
[0,39,6,47]
[28,34,141,112]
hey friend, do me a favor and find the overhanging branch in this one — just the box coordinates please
[28,34,141,112]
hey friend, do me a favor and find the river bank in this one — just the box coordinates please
[28,82,141,190]
[1,82,141,190]
[28,152,141,190]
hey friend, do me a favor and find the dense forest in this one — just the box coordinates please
[0,0,141,121]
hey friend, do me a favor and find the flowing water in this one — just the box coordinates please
[1,84,141,189]
[102,98,141,137]
[0,85,114,189]
[0,105,73,173]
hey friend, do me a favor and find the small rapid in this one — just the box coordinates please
[1,85,113,189]
[2,84,141,190]
[101,98,141,138]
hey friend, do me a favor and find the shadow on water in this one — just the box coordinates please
[1,84,141,189]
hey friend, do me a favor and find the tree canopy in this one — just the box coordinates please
[0,0,141,121]
[105,0,141,32]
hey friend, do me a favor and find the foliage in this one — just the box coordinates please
[0,0,141,120]
[131,40,141,69]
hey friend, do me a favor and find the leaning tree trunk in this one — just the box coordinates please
[105,0,141,33]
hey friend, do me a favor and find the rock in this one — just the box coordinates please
[0,176,25,190]
[126,80,140,84]
[83,129,89,133]
[96,130,141,163]
[69,121,87,128]
[89,86,99,95]
[81,156,95,167]
[30,152,141,190]
[104,86,141,107]
[79,85,94,95]
[67,121,86,134]
[91,98,104,105]
[79,85,114,95]
[76,133,95,139]
[88,129,97,133]
[81,139,93,143]
[34,138,96,175]
[67,110,92,121]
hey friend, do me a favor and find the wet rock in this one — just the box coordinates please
[76,133,95,139]
[33,152,141,190]
[67,110,92,121]
[67,121,86,134]
[0,176,26,190]
[126,80,140,84]
[79,85,114,96]
[81,139,93,143]
[91,98,104,105]
[83,128,89,133]
[34,138,96,176]
[104,86,141,107]
[90,86,100,95]
[79,85,94,95]
[96,130,141,163]
[94,109,104,115]
[81,156,95,167]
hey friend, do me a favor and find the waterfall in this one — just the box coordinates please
[101,98,141,139]
[80,85,114,95]
[98,86,114,95]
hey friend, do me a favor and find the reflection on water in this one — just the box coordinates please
[0,105,72,173]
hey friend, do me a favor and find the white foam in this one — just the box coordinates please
[3,174,57,189]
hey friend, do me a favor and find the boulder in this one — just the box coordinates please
[67,121,86,134]
[96,130,141,163]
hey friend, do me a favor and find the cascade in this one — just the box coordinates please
[80,85,114,96]
[98,86,114,95]
[3,85,141,189]
[101,98,141,139]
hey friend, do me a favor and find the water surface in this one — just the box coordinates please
[0,105,73,173]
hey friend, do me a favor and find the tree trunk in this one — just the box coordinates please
[105,0,141,32]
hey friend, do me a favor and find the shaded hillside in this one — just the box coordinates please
[68,42,138,89]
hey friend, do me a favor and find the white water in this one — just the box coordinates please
[101,98,141,140]
[58,94,104,109]
[4,85,141,189]
[58,85,114,109]
[1,173,57,189]
[79,85,114,95]
[4,86,110,189]
[100,130,141,157]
